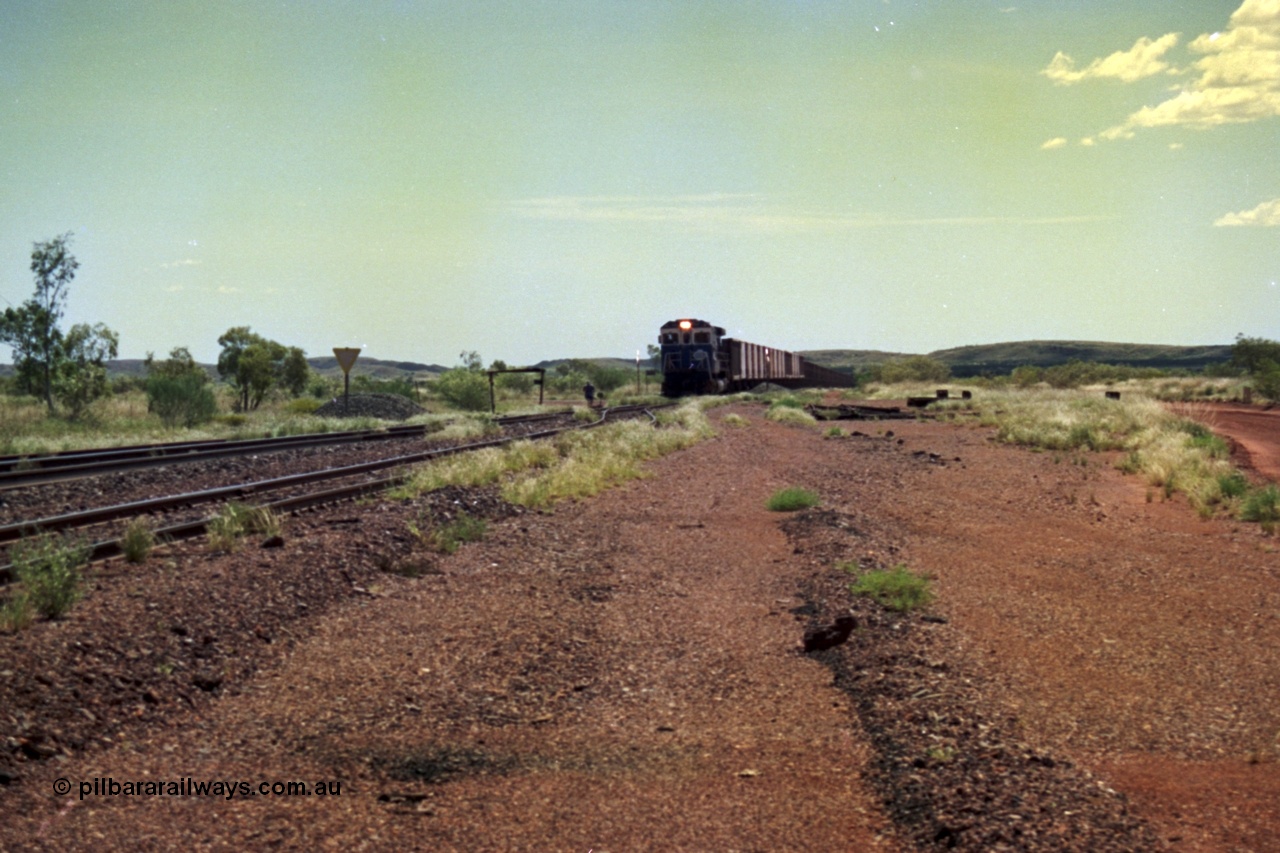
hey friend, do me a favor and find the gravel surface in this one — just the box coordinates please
[1,402,1277,850]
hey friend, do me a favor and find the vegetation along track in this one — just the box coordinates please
[0,406,662,582]
[0,410,572,489]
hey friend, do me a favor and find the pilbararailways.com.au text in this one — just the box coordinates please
[57,776,342,801]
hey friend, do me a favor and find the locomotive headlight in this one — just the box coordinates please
[679,320,692,330]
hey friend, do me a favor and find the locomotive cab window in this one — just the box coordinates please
[662,332,679,344]
[693,331,711,344]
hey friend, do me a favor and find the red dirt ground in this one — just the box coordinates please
[1174,401,1280,484]
[2,401,1278,850]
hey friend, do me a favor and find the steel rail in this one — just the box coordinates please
[0,410,574,490]
[0,404,666,583]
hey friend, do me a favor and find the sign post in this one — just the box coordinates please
[332,347,361,414]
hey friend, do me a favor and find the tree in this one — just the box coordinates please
[216,326,308,411]
[0,233,79,412]
[1231,334,1280,375]
[53,322,118,419]
[432,351,489,411]
[280,347,310,396]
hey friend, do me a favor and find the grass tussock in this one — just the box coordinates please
[766,487,821,512]
[504,408,712,507]
[424,514,488,554]
[846,563,934,612]
[765,405,817,427]
[207,502,281,551]
[121,518,157,563]
[398,401,714,510]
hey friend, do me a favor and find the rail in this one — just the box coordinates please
[0,404,668,583]
[0,410,573,490]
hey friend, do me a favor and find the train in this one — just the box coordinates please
[658,318,857,397]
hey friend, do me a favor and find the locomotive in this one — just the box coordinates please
[657,318,856,397]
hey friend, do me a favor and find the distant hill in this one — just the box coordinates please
[534,357,641,373]
[307,356,447,378]
[925,341,1233,377]
[799,349,915,371]
[802,341,1232,377]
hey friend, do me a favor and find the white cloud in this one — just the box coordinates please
[1214,197,1280,225]
[159,258,201,269]
[1040,136,1068,149]
[1042,33,1180,84]
[1095,0,1280,138]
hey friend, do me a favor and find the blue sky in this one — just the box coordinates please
[1,1,1276,366]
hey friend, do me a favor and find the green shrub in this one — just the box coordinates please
[432,368,490,412]
[1254,359,1280,401]
[1217,471,1250,500]
[880,355,950,384]
[766,487,820,512]
[121,518,156,563]
[353,374,418,400]
[10,534,91,619]
[147,374,218,427]
[849,564,934,612]
[1241,485,1280,532]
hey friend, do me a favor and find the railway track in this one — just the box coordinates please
[0,405,663,583]
[0,410,571,490]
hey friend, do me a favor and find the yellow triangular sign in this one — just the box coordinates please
[332,347,361,375]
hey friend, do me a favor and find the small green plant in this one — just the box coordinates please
[849,564,934,612]
[1,593,34,632]
[10,533,92,619]
[721,413,750,429]
[766,487,820,512]
[428,514,487,554]
[1241,485,1280,534]
[207,502,281,550]
[824,426,845,438]
[121,518,156,563]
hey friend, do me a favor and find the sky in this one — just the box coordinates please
[1,1,1277,367]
